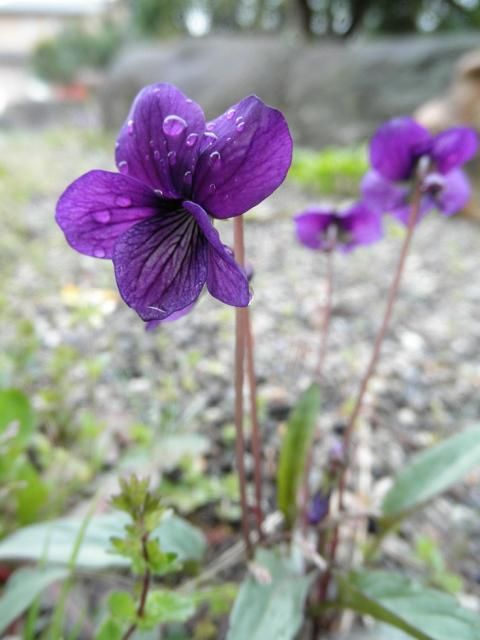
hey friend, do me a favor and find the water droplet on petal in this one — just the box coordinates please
[167,150,177,166]
[235,117,245,132]
[153,149,161,160]
[206,121,215,131]
[183,170,192,185]
[209,183,216,193]
[162,114,187,137]
[223,244,234,256]
[115,196,131,207]
[94,247,106,258]
[202,131,218,149]
[186,132,199,147]
[226,108,236,120]
[118,160,129,174]
[94,210,111,224]
[154,188,163,197]
[149,139,155,147]
[209,150,221,167]
[186,98,193,104]
[127,119,134,135]
[248,287,255,304]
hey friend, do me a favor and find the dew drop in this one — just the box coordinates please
[153,149,161,160]
[118,160,129,174]
[226,108,236,120]
[94,247,106,258]
[202,131,218,148]
[162,114,187,137]
[115,196,131,207]
[206,121,215,131]
[154,188,163,197]
[94,210,111,224]
[149,139,155,147]
[167,150,177,166]
[223,244,234,256]
[209,183,216,193]
[235,117,245,132]
[186,132,199,147]
[127,119,135,135]
[186,98,193,104]
[209,150,221,167]
[183,170,192,185]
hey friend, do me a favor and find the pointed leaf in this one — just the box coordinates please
[277,384,321,526]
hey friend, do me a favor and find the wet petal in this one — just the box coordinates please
[113,209,207,321]
[341,202,383,251]
[55,170,158,259]
[436,169,471,216]
[115,83,205,198]
[360,170,408,214]
[145,301,196,330]
[431,127,478,173]
[192,96,292,218]
[294,208,335,251]
[183,201,250,306]
[370,117,432,181]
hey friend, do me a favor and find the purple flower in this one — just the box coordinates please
[307,489,330,525]
[294,202,382,253]
[362,117,478,225]
[56,84,292,322]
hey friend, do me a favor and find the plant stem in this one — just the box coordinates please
[233,216,253,557]
[319,179,423,609]
[315,250,334,382]
[122,533,151,640]
[245,307,264,537]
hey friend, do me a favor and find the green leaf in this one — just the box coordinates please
[108,591,137,622]
[339,570,480,640]
[277,383,321,526]
[382,425,480,520]
[95,617,124,640]
[0,388,35,455]
[0,513,205,569]
[194,583,238,616]
[0,566,68,635]
[141,590,195,628]
[227,549,314,640]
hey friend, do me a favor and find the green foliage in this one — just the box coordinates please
[141,590,195,628]
[0,567,68,636]
[227,548,314,640]
[288,146,368,196]
[382,425,480,522]
[415,536,463,595]
[31,23,122,83]
[277,383,321,526]
[338,570,480,640]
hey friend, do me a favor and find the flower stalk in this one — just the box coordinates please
[122,532,151,640]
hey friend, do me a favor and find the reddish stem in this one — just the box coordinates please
[122,533,151,640]
[233,216,253,557]
[319,178,423,608]
[315,250,334,382]
[245,307,264,537]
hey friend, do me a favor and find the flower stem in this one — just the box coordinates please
[233,216,253,557]
[245,307,264,537]
[319,179,423,607]
[122,532,151,640]
[315,250,334,382]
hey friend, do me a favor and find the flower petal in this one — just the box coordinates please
[115,83,205,198]
[360,170,408,214]
[294,209,335,251]
[192,96,292,218]
[145,301,196,330]
[183,201,250,306]
[341,202,383,252]
[436,169,471,216]
[370,117,432,181]
[113,209,207,321]
[55,170,158,259]
[431,127,478,173]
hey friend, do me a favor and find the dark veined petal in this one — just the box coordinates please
[113,209,208,321]
[115,83,205,198]
[55,170,158,259]
[183,201,250,306]
[370,117,432,181]
[192,95,292,218]
[145,301,196,330]
[340,202,383,252]
[294,209,336,251]
[360,170,409,214]
[436,168,471,216]
[431,127,478,174]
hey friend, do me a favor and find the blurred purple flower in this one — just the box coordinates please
[362,117,478,225]
[307,489,331,525]
[56,83,292,322]
[294,202,382,253]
